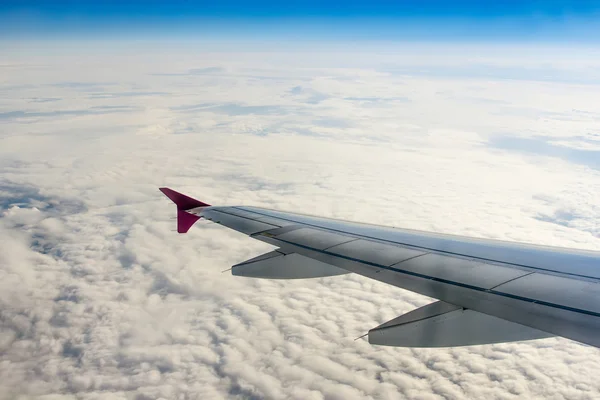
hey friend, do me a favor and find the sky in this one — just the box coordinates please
[2,2,600,400]
[2,0,600,41]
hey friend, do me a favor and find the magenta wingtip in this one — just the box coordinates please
[177,209,201,233]
[160,187,209,234]
[159,187,210,210]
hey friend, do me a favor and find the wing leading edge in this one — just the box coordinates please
[160,188,600,349]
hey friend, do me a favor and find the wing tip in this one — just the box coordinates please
[177,209,201,233]
[160,187,209,233]
[159,187,210,210]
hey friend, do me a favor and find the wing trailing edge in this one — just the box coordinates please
[369,301,553,348]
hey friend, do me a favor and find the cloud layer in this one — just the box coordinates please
[1,42,600,399]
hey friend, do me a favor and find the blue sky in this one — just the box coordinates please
[1,1,600,41]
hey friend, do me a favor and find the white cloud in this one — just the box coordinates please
[1,42,600,400]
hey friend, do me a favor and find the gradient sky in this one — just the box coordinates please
[2,0,600,41]
[3,2,600,400]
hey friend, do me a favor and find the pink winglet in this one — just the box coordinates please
[159,187,210,210]
[177,209,201,233]
[159,187,210,234]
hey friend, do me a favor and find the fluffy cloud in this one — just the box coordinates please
[1,42,600,400]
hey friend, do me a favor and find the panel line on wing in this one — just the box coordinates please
[204,209,279,235]
[327,239,427,267]
[388,253,429,268]
[239,207,600,281]
[488,271,535,290]
[275,228,356,251]
[322,238,360,251]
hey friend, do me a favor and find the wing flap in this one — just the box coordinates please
[494,273,600,314]
[232,250,349,279]
[369,301,553,348]
[398,253,532,289]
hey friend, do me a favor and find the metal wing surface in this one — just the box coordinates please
[160,188,600,349]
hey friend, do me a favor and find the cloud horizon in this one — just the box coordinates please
[1,43,600,399]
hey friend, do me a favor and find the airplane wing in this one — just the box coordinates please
[160,187,600,348]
